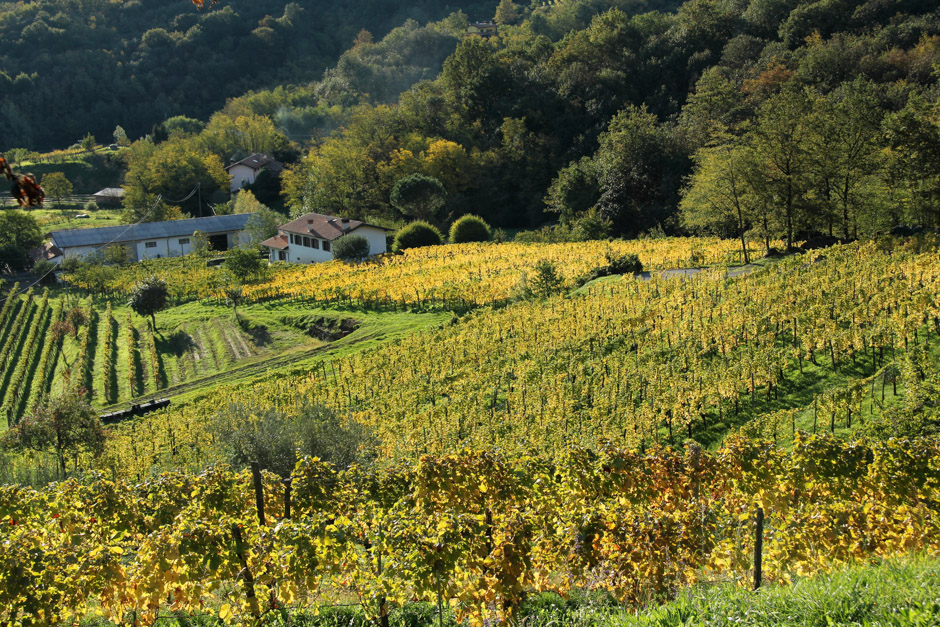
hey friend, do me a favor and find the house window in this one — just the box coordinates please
[311,239,320,249]
[290,234,295,244]
[322,240,331,252]
[303,236,311,247]
[179,238,190,245]
[145,241,157,248]
[278,251,286,261]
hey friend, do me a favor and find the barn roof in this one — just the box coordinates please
[51,213,255,249]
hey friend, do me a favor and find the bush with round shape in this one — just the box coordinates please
[332,234,371,262]
[393,221,443,252]
[449,214,491,243]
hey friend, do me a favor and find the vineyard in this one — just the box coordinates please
[3,236,940,624]
[0,435,937,626]
[65,238,753,307]
[78,239,940,479]
[0,294,342,431]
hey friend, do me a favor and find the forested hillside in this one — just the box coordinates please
[274,0,940,236]
[0,0,500,150]
[97,0,940,241]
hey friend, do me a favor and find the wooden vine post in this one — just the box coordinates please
[250,461,265,526]
[753,506,764,591]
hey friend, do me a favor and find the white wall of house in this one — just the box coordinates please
[285,231,336,263]
[347,226,388,256]
[228,165,258,192]
[55,243,100,260]
[136,238,171,260]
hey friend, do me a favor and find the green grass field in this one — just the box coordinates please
[30,205,125,233]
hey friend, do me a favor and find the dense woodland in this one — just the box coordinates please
[0,0,499,150]
[4,0,940,241]
[78,0,939,245]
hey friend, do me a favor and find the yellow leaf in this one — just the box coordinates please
[219,603,233,621]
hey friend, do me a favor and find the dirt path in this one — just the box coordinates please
[635,264,764,281]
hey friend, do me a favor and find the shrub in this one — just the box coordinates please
[223,247,265,282]
[31,259,57,284]
[517,260,566,300]
[393,221,443,252]
[576,251,644,286]
[332,234,371,262]
[449,214,491,243]
[83,200,98,212]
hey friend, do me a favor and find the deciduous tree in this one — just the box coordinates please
[129,276,169,330]
[4,389,106,479]
[0,211,42,271]
[42,172,72,209]
[681,141,754,263]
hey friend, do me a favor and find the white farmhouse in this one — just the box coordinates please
[224,153,284,193]
[261,212,389,263]
[50,214,255,263]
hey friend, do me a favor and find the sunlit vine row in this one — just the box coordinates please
[1,435,937,626]
[1,291,49,423]
[26,301,62,415]
[101,302,116,404]
[242,239,750,308]
[65,239,750,308]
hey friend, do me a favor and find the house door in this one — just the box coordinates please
[209,234,229,252]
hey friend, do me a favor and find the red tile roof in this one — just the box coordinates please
[260,234,289,250]
[279,212,389,241]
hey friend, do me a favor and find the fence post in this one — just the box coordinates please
[753,506,764,590]
[250,461,265,526]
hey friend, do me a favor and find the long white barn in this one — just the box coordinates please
[261,212,389,263]
[50,214,255,263]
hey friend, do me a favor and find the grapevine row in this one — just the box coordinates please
[2,292,49,423]
[26,302,63,415]
[0,288,34,422]
[0,435,936,626]
[126,313,141,397]
[0,282,19,332]
[71,298,97,397]
[100,302,117,404]
[145,323,162,391]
